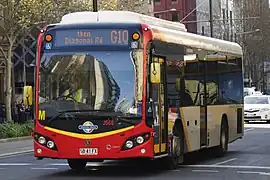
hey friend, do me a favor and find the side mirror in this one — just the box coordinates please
[150,62,161,84]
[23,86,33,106]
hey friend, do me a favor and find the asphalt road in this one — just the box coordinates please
[1,123,270,180]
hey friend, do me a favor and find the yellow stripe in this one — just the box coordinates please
[44,126,135,139]
[161,143,166,152]
[180,108,191,152]
[154,144,160,153]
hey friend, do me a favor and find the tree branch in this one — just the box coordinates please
[0,13,11,24]
[0,46,8,61]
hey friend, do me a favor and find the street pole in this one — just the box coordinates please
[93,0,98,12]
[230,11,233,41]
[209,0,213,37]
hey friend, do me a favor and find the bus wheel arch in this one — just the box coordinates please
[67,159,87,171]
[216,114,229,156]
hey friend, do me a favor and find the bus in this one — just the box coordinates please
[32,11,244,170]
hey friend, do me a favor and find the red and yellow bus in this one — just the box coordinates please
[32,11,244,170]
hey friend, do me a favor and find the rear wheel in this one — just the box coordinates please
[67,159,87,171]
[216,120,228,157]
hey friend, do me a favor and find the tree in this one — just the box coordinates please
[0,0,93,122]
[0,0,148,122]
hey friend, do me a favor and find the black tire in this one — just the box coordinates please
[162,123,184,170]
[67,159,87,171]
[216,120,228,157]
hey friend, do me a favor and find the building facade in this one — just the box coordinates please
[153,0,197,33]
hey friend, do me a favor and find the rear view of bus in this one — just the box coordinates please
[33,12,153,169]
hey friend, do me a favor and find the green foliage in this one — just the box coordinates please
[0,122,33,139]
[0,0,94,34]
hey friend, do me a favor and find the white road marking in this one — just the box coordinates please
[180,164,270,170]
[245,124,270,128]
[46,163,68,166]
[0,163,32,166]
[244,128,254,132]
[212,158,237,165]
[259,172,270,176]
[31,167,58,170]
[237,171,261,174]
[238,171,270,176]
[0,150,33,158]
[192,169,219,173]
[47,163,102,166]
[18,147,33,150]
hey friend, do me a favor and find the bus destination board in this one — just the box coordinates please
[53,29,130,48]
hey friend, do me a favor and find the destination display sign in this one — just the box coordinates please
[53,29,130,48]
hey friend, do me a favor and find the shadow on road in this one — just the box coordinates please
[38,149,243,179]
[40,160,169,178]
[183,148,240,165]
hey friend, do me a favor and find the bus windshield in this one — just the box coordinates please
[39,50,144,116]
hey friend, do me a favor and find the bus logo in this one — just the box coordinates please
[78,121,98,134]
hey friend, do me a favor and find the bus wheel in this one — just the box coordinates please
[67,159,87,171]
[216,120,228,157]
[163,125,184,170]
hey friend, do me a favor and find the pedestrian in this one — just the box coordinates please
[12,101,18,123]
[18,101,26,124]
[0,103,4,123]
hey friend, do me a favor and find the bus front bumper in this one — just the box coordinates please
[33,126,154,160]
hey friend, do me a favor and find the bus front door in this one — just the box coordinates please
[151,56,168,155]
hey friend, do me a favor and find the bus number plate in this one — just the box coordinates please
[79,148,98,155]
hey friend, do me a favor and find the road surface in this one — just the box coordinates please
[1,123,270,180]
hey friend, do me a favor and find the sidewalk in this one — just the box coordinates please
[0,138,33,157]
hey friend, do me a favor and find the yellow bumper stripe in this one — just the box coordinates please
[44,126,135,139]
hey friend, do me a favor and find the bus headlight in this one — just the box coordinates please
[122,133,150,151]
[125,140,134,149]
[38,136,46,145]
[34,132,58,151]
[47,141,55,149]
[136,136,144,144]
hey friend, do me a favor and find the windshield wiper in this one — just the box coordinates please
[115,114,142,125]
[46,109,117,125]
[58,109,115,113]
[46,109,140,126]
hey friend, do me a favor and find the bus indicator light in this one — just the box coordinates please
[132,32,140,41]
[45,34,53,42]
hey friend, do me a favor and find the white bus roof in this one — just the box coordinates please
[56,11,242,57]
[60,11,187,32]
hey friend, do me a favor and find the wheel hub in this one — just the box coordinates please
[221,130,226,149]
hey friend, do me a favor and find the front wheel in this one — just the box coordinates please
[162,125,184,170]
[67,159,87,171]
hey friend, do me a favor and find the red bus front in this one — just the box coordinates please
[33,23,154,163]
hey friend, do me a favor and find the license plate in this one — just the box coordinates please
[79,148,98,155]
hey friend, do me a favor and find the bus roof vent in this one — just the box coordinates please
[60,11,187,32]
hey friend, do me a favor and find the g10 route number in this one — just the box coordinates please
[111,30,129,45]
